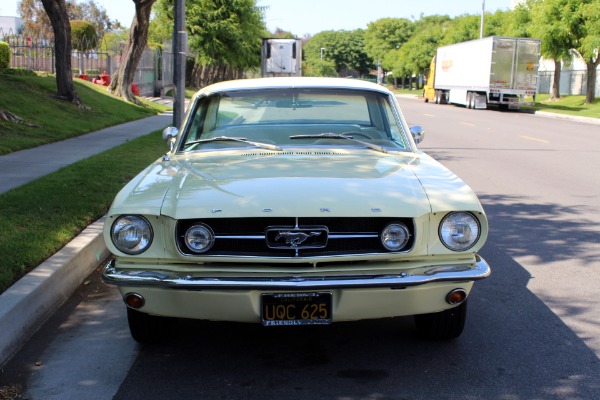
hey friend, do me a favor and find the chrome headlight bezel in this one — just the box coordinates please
[380,223,411,252]
[184,223,215,254]
[439,212,481,251]
[110,215,154,255]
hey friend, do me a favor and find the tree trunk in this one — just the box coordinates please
[108,0,157,103]
[40,0,83,107]
[551,59,561,100]
[585,58,599,104]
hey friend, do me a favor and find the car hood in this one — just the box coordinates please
[109,150,482,219]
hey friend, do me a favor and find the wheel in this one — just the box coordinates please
[127,307,169,343]
[414,300,467,340]
[434,90,440,104]
[466,92,473,109]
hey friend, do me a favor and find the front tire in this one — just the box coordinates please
[127,308,169,343]
[414,300,467,340]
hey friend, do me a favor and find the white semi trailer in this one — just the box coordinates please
[423,36,541,110]
[261,38,302,77]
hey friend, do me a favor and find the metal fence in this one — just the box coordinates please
[1,29,163,96]
[538,70,600,97]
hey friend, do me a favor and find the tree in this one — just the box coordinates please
[183,0,266,87]
[71,20,98,51]
[302,58,337,77]
[363,18,414,64]
[69,0,111,38]
[40,0,83,106]
[270,27,295,39]
[18,0,53,38]
[441,14,480,45]
[500,4,532,38]
[384,15,450,87]
[578,0,600,103]
[108,0,157,103]
[529,0,575,100]
[304,30,372,77]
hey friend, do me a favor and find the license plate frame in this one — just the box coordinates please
[261,292,332,326]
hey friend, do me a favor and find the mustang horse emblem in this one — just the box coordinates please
[275,231,322,247]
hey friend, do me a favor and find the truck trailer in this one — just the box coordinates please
[261,38,302,77]
[423,36,541,110]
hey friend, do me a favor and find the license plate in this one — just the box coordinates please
[261,292,332,326]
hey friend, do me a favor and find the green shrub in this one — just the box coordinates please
[70,20,98,52]
[0,42,10,69]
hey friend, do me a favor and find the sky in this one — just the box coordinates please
[0,0,515,37]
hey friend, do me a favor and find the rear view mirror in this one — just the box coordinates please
[410,125,425,145]
[162,126,179,152]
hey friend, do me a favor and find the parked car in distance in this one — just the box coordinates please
[102,77,490,342]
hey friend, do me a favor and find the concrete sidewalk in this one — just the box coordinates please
[0,110,174,367]
[0,113,173,194]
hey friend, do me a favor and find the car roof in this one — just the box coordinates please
[195,77,392,96]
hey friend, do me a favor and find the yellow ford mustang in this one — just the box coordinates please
[102,77,490,343]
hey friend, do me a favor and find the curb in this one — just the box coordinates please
[534,110,600,125]
[0,217,110,368]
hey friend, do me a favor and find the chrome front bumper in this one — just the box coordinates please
[101,255,490,291]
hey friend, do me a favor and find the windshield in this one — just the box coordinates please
[179,88,411,152]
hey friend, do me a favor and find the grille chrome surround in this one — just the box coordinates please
[176,217,415,258]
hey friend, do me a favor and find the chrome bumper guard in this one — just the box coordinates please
[101,256,490,291]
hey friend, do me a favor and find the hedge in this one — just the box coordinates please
[0,42,10,69]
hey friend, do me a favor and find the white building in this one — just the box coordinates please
[0,16,24,36]
[538,56,600,96]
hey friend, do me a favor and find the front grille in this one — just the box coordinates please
[176,217,415,258]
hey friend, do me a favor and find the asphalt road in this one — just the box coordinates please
[2,98,599,400]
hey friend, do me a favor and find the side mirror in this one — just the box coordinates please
[162,126,179,152]
[410,125,425,145]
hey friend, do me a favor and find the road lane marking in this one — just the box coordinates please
[424,113,435,117]
[521,135,550,143]
[460,122,476,127]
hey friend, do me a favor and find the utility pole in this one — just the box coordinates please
[480,0,485,39]
[173,0,187,128]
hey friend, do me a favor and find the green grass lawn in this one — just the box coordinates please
[0,72,171,293]
[0,130,166,293]
[532,94,600,119]
[0,73,169,155]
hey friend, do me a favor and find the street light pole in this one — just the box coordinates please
[173,0,186,129]
[480,0,485,39]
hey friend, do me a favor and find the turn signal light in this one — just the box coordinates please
[124,292,145,309]
[446,288,467,305]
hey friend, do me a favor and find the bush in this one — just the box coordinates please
[71,20,98,52]
[0,42,10,69]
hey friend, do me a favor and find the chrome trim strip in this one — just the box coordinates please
[102,256,490,291]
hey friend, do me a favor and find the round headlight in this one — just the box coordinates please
[185,224,215,253]
[111,215,153,255]
[439,212,480,251]
[380,223,410,251]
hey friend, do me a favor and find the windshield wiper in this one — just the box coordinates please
[184,136,283,152]
[289,132,388,154]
